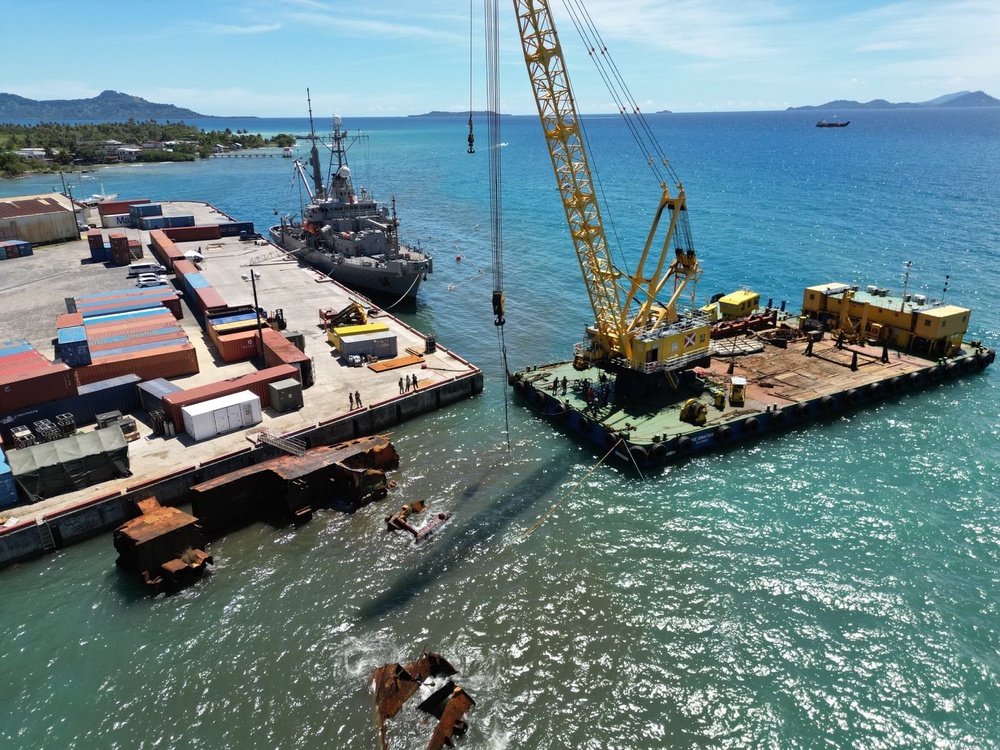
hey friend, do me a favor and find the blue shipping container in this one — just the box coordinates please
[0,374,141,444]
[164,215,195,228]
[0,462,19,509]
[83,308,173,326]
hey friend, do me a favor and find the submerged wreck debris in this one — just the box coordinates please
[372,650,472,750]
[385,500,453,542]
[113,497,213,592]
[190,435,399,534]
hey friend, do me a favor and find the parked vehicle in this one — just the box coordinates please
[136,274,168,288]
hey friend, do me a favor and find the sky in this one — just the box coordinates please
[3,0,998,117]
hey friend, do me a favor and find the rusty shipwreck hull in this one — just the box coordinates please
[190,435,399,534]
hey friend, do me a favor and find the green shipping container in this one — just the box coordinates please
[267,378,303,413]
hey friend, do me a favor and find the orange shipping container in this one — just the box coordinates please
[56,312,85,329]
[215,330,260,363]
[73,344,199,387]
[0,364,76,412]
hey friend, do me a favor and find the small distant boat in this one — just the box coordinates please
[282,146,293,157]
[816,119,850,128]
[79,183,119,206]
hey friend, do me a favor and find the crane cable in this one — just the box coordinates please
[482,0,511,450]
[467,0,476,153]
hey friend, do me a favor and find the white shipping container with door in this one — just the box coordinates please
[181,390,262,441]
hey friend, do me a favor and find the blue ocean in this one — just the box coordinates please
[1,108,999,749]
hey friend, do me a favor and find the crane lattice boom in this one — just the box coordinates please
[513,0,711,375]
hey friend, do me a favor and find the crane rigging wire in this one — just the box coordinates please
[483,0,512,449]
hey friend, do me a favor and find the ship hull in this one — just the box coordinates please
[269,226,428,299]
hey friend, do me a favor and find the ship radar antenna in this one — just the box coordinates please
[900,260,912,311]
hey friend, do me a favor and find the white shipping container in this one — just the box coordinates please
[101,213,132,228]
[181,390,262,441]
[341,331,398,359]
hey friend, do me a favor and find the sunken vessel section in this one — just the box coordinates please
[510,282,995,471]
[270,111,432,301]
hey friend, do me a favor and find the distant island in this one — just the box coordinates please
[0,90,222,122]
[409,111,509,118]
[788,90,999,111]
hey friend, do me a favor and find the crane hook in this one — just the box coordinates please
[467,116,475,154]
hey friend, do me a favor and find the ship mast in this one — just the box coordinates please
[306,88,326,200]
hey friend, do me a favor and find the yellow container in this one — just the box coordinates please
[328,322,390,352]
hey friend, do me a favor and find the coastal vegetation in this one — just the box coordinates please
[0,120,295,177]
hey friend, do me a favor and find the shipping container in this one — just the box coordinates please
[217,221,256,238]
[161,364,298,428]
[87,229,105,250]
[340,331,399,359]
[102,213,132,229]
[129,203,163,219]
[192,286,227,314]
[163,225,221,242]
[181,391,262,440]
[163,215,195,228]
[267,378,303,413]
[57,326,92,367]
[83,307,174,328]
[0,364,76,413]
[328,322,390,351]
[171,259,198,277]
[0,462,18,509]
[89,324,183,347]
[0,340,34,357]
[85,317,180,340]
[214,330,260,363]
[90,336,190,359]
[0,374,141,444]
[98,199,150,217]
[184,272,210,290]
[72,344,199,387]
[137,378,183,414]
[56,313,85,329]
[282,330,306,352]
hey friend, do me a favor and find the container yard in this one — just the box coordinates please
[0,199,483,565]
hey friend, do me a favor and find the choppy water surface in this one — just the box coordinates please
[2,109,999,748]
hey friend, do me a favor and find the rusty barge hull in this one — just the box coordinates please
[190,435,399,534]
[510,336,995,471]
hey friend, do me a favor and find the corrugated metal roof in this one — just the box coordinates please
[0,194,74,219]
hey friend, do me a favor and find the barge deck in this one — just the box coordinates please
[511,326,995,470]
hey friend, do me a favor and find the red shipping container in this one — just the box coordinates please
[56,313,85,329]
[87,230,105,250]
[193,286,227,313]
[164,225,221,242]
[215,330,260,362]
[0,351,54,379]
[262,327,309,367]
[172,259,198,277]
[0,364,76,412]
[85,314,177,336]
[73,344,199,386]
[98,199,149,217]
[161,364,299,428]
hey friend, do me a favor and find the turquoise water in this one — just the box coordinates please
[2,109,999,748]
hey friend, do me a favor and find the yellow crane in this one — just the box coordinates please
[512,0,711,390]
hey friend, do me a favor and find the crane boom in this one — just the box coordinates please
[513,0,711,380]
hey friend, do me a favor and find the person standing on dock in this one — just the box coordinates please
[355,390,363,408]
[349,392,355,410]
[399,377,405,394]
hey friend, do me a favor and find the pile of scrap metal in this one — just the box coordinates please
[372,649,475,750]
[385,500,453,542]
[113,497,213,592]
[190,435,399,535]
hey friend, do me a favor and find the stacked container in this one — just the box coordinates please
[262,327,314,387]
[0,340,76,413]
[0,239,33,262]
